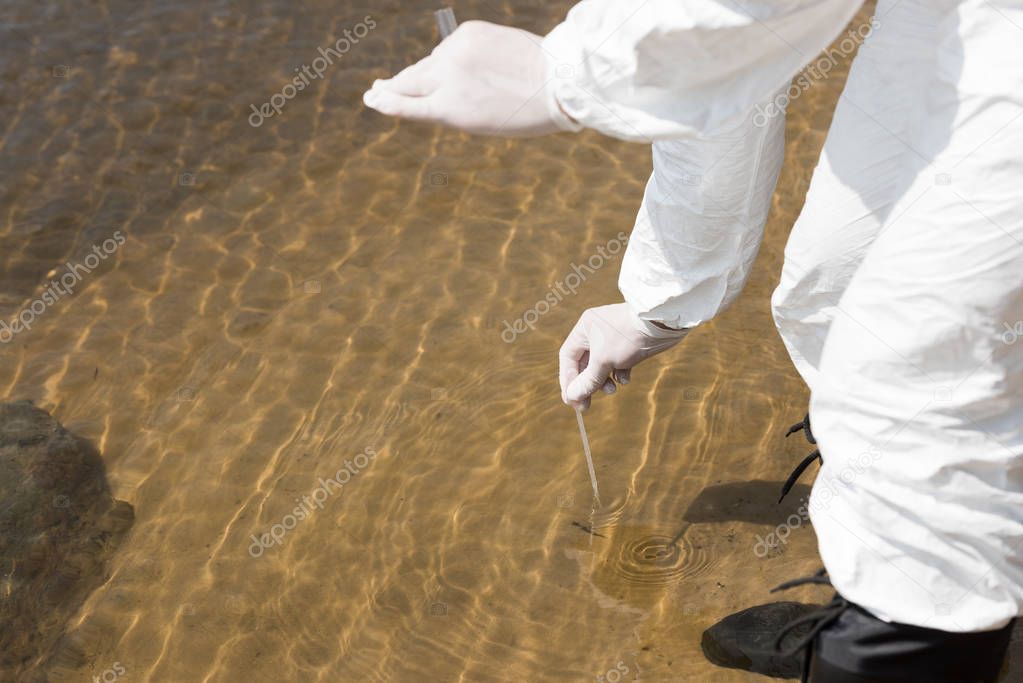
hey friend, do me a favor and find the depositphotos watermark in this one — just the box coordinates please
[248,446,377,557]
[249,15,377,127]
[595,660,635,683]
[0,230,126,344]
[92,662,126,683]
[501,231,629,343]
[1002,321,1023,344]
[753,17,880,127]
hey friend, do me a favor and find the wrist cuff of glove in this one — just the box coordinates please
[544,59,583,133]
[633,316,689,340]
[548,93,583,132]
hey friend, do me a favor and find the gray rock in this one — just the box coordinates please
[0,400,133,680]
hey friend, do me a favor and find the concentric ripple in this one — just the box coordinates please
[610,530,714,587]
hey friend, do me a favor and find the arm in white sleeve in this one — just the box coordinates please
[542,0,862,140]
[619,96,786,328]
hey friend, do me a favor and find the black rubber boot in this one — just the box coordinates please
[701,601,821,679]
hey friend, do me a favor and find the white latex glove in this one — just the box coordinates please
[362,21,580,137]
[559,303,688,411]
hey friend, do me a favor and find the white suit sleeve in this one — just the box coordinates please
[542,0,862,328]
[619,102,786,329]
[542,0,863,141]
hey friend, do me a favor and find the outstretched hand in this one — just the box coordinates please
[362,21,571,137]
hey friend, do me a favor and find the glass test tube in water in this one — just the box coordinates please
[575,408,601,507]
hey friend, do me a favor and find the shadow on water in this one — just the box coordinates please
[663,480,813,552]
[0,400,133,680]
[683,480,813,526]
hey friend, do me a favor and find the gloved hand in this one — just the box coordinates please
[559,304,688,411]
[362,21,580,137]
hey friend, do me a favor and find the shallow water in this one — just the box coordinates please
[0,1,897,681]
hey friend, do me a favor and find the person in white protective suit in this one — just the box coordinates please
[363,0,1023,680]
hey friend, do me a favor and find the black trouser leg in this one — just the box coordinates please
[807,651,1005,683]
[804,602,1014,683]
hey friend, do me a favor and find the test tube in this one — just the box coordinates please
[434,8,458,40]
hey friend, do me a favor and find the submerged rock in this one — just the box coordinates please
[701,601,820,679]
[0,400,133,680]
